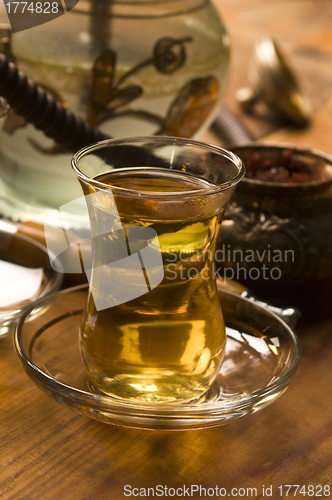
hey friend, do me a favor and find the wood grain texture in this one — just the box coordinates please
[1,312,332,499]
[1,1,332,498]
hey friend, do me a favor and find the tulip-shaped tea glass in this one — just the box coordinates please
[72,137,244,403]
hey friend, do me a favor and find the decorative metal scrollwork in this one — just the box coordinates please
[220,201,321,286]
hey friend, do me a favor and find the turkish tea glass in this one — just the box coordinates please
[71,136,244,403]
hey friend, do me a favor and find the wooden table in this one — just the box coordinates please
[1,1,332,498]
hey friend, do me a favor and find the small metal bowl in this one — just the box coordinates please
[218,143,332,306]
[0,229,62,335]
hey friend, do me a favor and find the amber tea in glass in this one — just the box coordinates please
[72,137,244,403]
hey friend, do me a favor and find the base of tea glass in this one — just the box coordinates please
[14,283,300,430]
[70,136,245,404]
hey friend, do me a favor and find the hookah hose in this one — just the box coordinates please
[0,53,109,153]
[0,53,174,168]
[0,53,168,277]
[0,52,253,153]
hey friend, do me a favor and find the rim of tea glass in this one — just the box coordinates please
[71,136,245,199]
[14,284,300,421]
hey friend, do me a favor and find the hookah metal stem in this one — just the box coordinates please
[89,0,112,55]
[0,53,109,153]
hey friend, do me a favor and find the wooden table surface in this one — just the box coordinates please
[1,1,332,499]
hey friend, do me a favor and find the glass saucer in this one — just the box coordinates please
[0,228,63,335]
[14,284,300,430]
